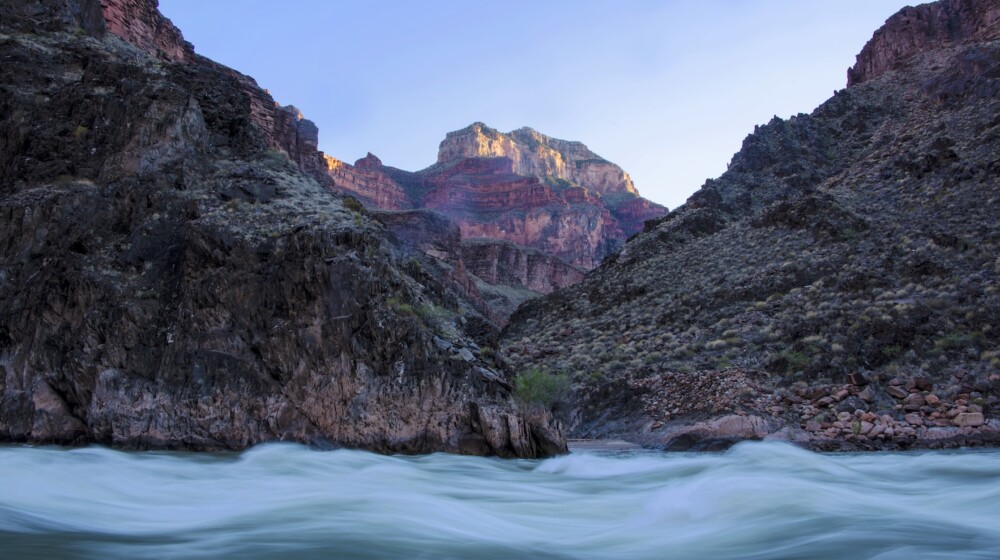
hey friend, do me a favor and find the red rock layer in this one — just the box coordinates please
[612,197,675,239]
[421,161,562,213]
[437,123,639,196]
[324,153,666,269]
[97,0,324,176]
[453,206,612,270]
[323,154,411,210]
[99,0,193,62]
[460,239,585,294]
[848,0,1000,86]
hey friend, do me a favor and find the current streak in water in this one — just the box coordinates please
[1,441,999,559]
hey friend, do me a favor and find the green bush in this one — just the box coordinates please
[263,148,290,166]
[781,350,811,373]
[514,368,570,409]
[342,196,365,213]
[386,295,415,316]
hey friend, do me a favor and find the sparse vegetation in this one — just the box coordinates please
[498,39,1000,408]
[514,368,571,409]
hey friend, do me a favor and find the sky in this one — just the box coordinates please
[159,1,911,209]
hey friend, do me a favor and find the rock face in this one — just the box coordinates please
[99,0,193,62]
[460,239,584,294]
[420,155,621,270]
[0,0,104,35]
[459,238,585,320]
[437,123,638,196]
[426,123,667,269]
[326,125,667,269]
[502,0,1000,451]
[372,209,504,328]
[848,0,1000,85]
[0,0,565,457]
[323,124,667,318]
[324,154,412,210]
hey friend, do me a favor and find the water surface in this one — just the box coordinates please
[1,441,998,559]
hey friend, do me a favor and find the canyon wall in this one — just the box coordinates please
[0,0,565,457]
[848,0,1000,85]
[504,0,1000,451]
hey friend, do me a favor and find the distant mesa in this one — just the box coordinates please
[323,122,668,271]
[437,122,639,197]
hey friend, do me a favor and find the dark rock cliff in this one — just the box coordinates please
[0,0,565,456]
[848,0,1000,85]
[503,0,1000,451]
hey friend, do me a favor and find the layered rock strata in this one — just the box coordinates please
[322,124,667,310]
[437,123,638,197]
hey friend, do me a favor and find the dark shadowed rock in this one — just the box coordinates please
[0,0,565,457]
[848,0,1000,86]
[502,0,1000,452]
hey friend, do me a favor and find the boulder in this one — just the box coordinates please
[953,412,985,427]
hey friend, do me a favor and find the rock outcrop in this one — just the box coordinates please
[0,0,106,35]
[324,153,411,210]
[848,0,1000,85]
[425,123,666,269]
[438,123,638,197]
[99,0,193,62]
[458,238,585,320]
[0,0,565,457]
[460,239,585,294]
[324,124,666,272]
[503,0,1000,451]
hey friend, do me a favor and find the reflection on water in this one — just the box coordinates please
[1,441,999,559]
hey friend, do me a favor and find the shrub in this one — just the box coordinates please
[515,368,570,409]
[342,196,365,213]
[881,344,903,360]
[781,350,811,373]
[263,148,290,167]
[387,295,415,316]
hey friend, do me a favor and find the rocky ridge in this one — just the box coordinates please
[848,0,1000,85]
[0,0,565,457]
[502,0,1000,451]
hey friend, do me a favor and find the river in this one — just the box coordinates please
[1,441,998,559]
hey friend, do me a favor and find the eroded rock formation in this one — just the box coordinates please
[325,126,668,269]
[323,123,667,309]
[438,123,638,196]
[848,0,1000,85]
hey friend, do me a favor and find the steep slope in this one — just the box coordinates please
[502,0,1000,451]
[0,0,564,457]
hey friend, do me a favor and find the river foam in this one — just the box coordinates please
[1,441,998,559]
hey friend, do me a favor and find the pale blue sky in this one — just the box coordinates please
[159,1,910,209]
